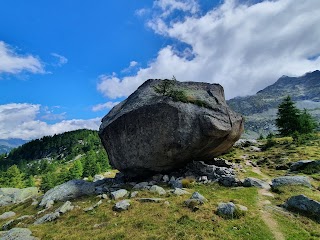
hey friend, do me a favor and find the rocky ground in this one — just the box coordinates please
[0,136,320,240]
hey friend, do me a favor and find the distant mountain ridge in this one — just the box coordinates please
[227,70,320,138]
[0,139,27,154]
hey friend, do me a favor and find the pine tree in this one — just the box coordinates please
[5,165,25,188]
[276,96,301,136]
[69,159,83,179]
[299,109,318,134]
[26,175,36,187]
[41,172,58,192]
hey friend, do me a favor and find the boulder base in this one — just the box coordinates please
[99,79,243,177]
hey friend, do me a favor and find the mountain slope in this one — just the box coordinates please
[0,139,27,154]
[0,129,106,169]
[227,70,320,138]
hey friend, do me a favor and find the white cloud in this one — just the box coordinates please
[0,41,44,75]
[92,101,120,112]
[51,53,68,66]
[0,103,100,140]
[97,0,320,100]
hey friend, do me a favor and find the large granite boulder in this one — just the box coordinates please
[99,79,243,177]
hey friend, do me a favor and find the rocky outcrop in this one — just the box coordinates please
[0,228,38,240]
[289,160,320,172]
[99,79,243,177]
[39,180,96,207]
[283,195,320,221]
[271,176,311,189]
[243,177,270,189]
[0,187,38,206]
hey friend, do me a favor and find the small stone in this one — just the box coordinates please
[102,194,109,199]
[164,201,170,206]
[271,176,311,189]
[56,201,74,214]
[111,189,128,200]
[136,198,165,203]
[243,177,270,190]
[163,175,169,182]
[0,211,16,220]
[45,200,54,209]
[34,212,60,225]
[149,185,166,195]
[132,182,149,190]
[83,200,102,212]
[172,188,190,196]
[130,191,139,198]
[217,202,247,219]
[113,200,130,212]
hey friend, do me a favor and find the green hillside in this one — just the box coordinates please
[0,129,111,190]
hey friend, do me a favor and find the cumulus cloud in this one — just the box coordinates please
[97,0,320,100]
[51,53,68,66]
[0,103,100,140]
[92,101,120,112]
[0,41,44,75]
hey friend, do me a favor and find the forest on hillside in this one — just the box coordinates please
[0,129,111,191]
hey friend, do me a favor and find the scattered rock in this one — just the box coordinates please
[132,182,150,190]
[169,179,183,189]
[99,79,243,177]
[243,177,271,189]
[217,202,247,219]
[93,174,104,182]
[136,198,165,203]
[39,180,96,207]
[111,189,128,200]
[84,200,102,212]
[113,200,130,212]
[45,200,54,209]
[249,146,261,152]
[2,215,33,231]
[172,188,190,195]
[219,176,242,187]
[164,201,170,207]
[184,192,207,210]
[57,201,74,214]
[234,139,258,148]
[0,211,16,220]
[149,185,166,195]
[283,195,320,221]
[130,191,139,198]
[34,201,74,225]
[163,175,169,182]
[0,187,38,207]
[289,160,320,172]
[271,176,311,189]
[34,212,60,225]
[0,228,38,240]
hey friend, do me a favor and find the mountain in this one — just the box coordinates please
[227,70,320,138]
[0,139,27,154]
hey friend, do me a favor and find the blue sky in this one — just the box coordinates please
[0,0,319,140]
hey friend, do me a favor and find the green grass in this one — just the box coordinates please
[1,134,320,239]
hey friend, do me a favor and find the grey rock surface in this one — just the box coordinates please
[34,212,60,225]
[217,202,247,219]
[243,177,270,189]
[132,182,149,190]
[2,215,33,231]
[113,200,130,212]
[111,189,128,200]
[99,79,243,177]
[57,201,74,214]
[0,228,38,240]
[0,212,16,220]
[289,160,320,172]
[185,192,207,208]
[172,188,190,195]
[271,176,311,189]
[0,187,38,207]
[284,194,320,221]
[39,180,96,207]
[149,185,166,195]
[136,198,165,203]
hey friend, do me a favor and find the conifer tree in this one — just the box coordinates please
[276,96,300,136]
[69,159,83,179]
[5,165,25,188]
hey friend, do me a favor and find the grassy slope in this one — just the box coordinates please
[1,136,320,240]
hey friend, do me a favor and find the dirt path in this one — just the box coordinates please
[257,189,285,240]
[245,160,285,240]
